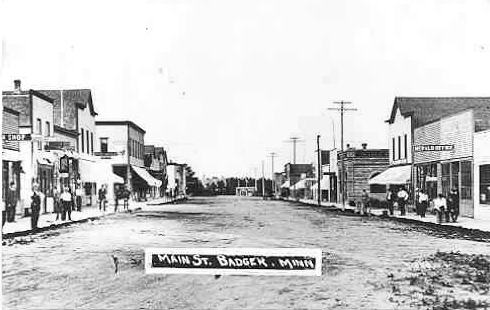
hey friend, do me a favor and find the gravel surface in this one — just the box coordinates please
[3,196,490,310]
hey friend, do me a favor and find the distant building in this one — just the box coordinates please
[338,143,389,203]
[283,163,313,198]
[167,163,186,198]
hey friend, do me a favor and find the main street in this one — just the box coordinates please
[3,196,490,309]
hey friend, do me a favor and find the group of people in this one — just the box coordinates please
[385,186,460,224]
[2,182,134,232]
[385,187,410,216]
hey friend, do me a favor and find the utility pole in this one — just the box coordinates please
[317,135,321,206]
[328,101,356,210]
[261,160,265,197]
[254,167,258,192]
[268,152,277,198]
[284,137,304,164]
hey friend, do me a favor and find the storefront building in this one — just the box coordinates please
[95,121,161,201]
[338,144,389,204]
[473,129,490,220]
[376,97,490,202]
[2,107,22,210]
[413,108,490,218]
[3,82,55,214]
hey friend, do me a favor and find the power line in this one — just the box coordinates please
[283,137,305,164]
[268,152,277,197]
[328,101,357,210]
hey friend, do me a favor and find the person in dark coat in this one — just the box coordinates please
[53,186,61,221]
[31,185,42,230]
[386,189,394,216]
[6,182,18,222]
[448,188,460,222]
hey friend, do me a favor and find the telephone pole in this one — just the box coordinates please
[316,135,321,206]
[261,160,265,197]
[328,101,357,210]
[284,137,304,164]
[268,152,277,197]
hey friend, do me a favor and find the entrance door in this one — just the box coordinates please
[460,161,473,217]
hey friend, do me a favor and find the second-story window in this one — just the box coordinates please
[404,134,408,159]
[90,132,94,155]
[100,138,108,153]
[86,131,90,154]
[45,121,50,137]
[392,137,395,161]
[36,118,42,135]
[398,136,401,160]
[81,129,85,153]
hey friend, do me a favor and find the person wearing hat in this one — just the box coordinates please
[30,184,42,230]
[448,188,460,222]
[418,189,429,218]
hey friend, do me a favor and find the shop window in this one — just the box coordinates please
[441,163,450,197]
[479,165,490,204]
[370,184,386,193]
[100,138,108,153]
[461,161,472,200]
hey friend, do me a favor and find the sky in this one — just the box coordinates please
[2,0,490,178]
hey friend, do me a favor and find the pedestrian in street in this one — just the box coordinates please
[361,189,370,215]
[397,187,409,216]
[433,193,447,224]
[30,184,42,230]
[75,185,83,212]
[53,186,61,221]
[6,182,18,222]
[114,186,121,212]
[418,190,429,218]
[448,188,460,222]
[60,186,72,221]
[386,189,394,216]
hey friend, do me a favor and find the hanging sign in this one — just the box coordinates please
[59,155,69,173]
[413,145,454,152]
[145,248,322,276]
[2,133,31,141]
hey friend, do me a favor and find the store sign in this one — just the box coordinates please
[59,155,69,173]
[94,152,119,156]
[413,145,455,152]
[46,141,75,152]
[2,133,31,141]
[145,248,322,276]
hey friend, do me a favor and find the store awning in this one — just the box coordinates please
[79,160,124,184]
[37,158,53,166]
[312,176,330,190]
[131,165,162,187]
[292,178,316,190]
[280,181,290,189]
[2,149,22,162]
[368,165,411,185]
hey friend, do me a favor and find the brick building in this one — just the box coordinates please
[338,144,389,204]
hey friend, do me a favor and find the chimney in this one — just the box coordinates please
[13,80,21,93]
[362,143,367,149]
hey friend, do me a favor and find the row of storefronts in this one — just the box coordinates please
[2,80,187,217]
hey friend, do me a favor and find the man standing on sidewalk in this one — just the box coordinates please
[30,184,41,230]
[361,189,370,215]
[397,187,409,216]
[60,186,72,221]
[6,182,18,222]
[75,185,83,212]
[386,189,394,216]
